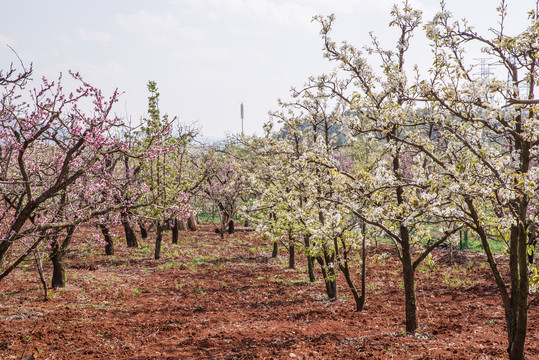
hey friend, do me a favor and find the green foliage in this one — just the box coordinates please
[443,265,473,288]
[131,80,200,227]
[137,244,151,255]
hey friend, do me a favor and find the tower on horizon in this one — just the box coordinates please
[240,102,244,135]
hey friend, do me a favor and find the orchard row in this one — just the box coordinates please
[1,2,539,359]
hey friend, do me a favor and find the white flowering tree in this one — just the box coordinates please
[246,82,371,311]
[417,2,539,358]
[313,0,539,356]
[241,131,305,270]
[311,2,463,333]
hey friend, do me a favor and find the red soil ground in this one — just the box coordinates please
[0,225,538,359]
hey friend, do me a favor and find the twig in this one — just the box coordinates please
[19,320,39,360]
[34,248,48,301]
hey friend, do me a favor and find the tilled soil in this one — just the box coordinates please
[0,225,538,359]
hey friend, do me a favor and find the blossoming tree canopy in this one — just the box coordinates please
[0,69,128,278]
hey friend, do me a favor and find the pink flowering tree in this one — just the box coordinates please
[198,143,251,239]
[0,66,139,284]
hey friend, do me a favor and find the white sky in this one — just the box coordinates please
[0,1,535,138]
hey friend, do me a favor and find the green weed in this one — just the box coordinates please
[138,244,151,255]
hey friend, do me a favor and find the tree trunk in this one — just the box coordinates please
[326,266,337,300]
[307,256,316,282]
[219,212,229,239]
[393,150,418,334]
[288,236,295,269]
[138,221,148,239]
[401,236,418,334]
[34,250,48,301]
[51,254,66,289]
[228,219,235,234]
[172,218,179,244]
[122,211,138,248]
[317,251,337,300]
[219,216,226,239]
[100,224,114,256]
[154,223,163,260]
[507,224,529,360]
[465,196,528,360]
[187,214,198,231]
[360,223,367,310]
[178,219,187,231]
[272,241,278,258]
[336,235,365,312]
[164,220,172,231]
[340,262,363,311]
[0,202,38,264]
[304,234,316,282]
[50,226,76,289]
